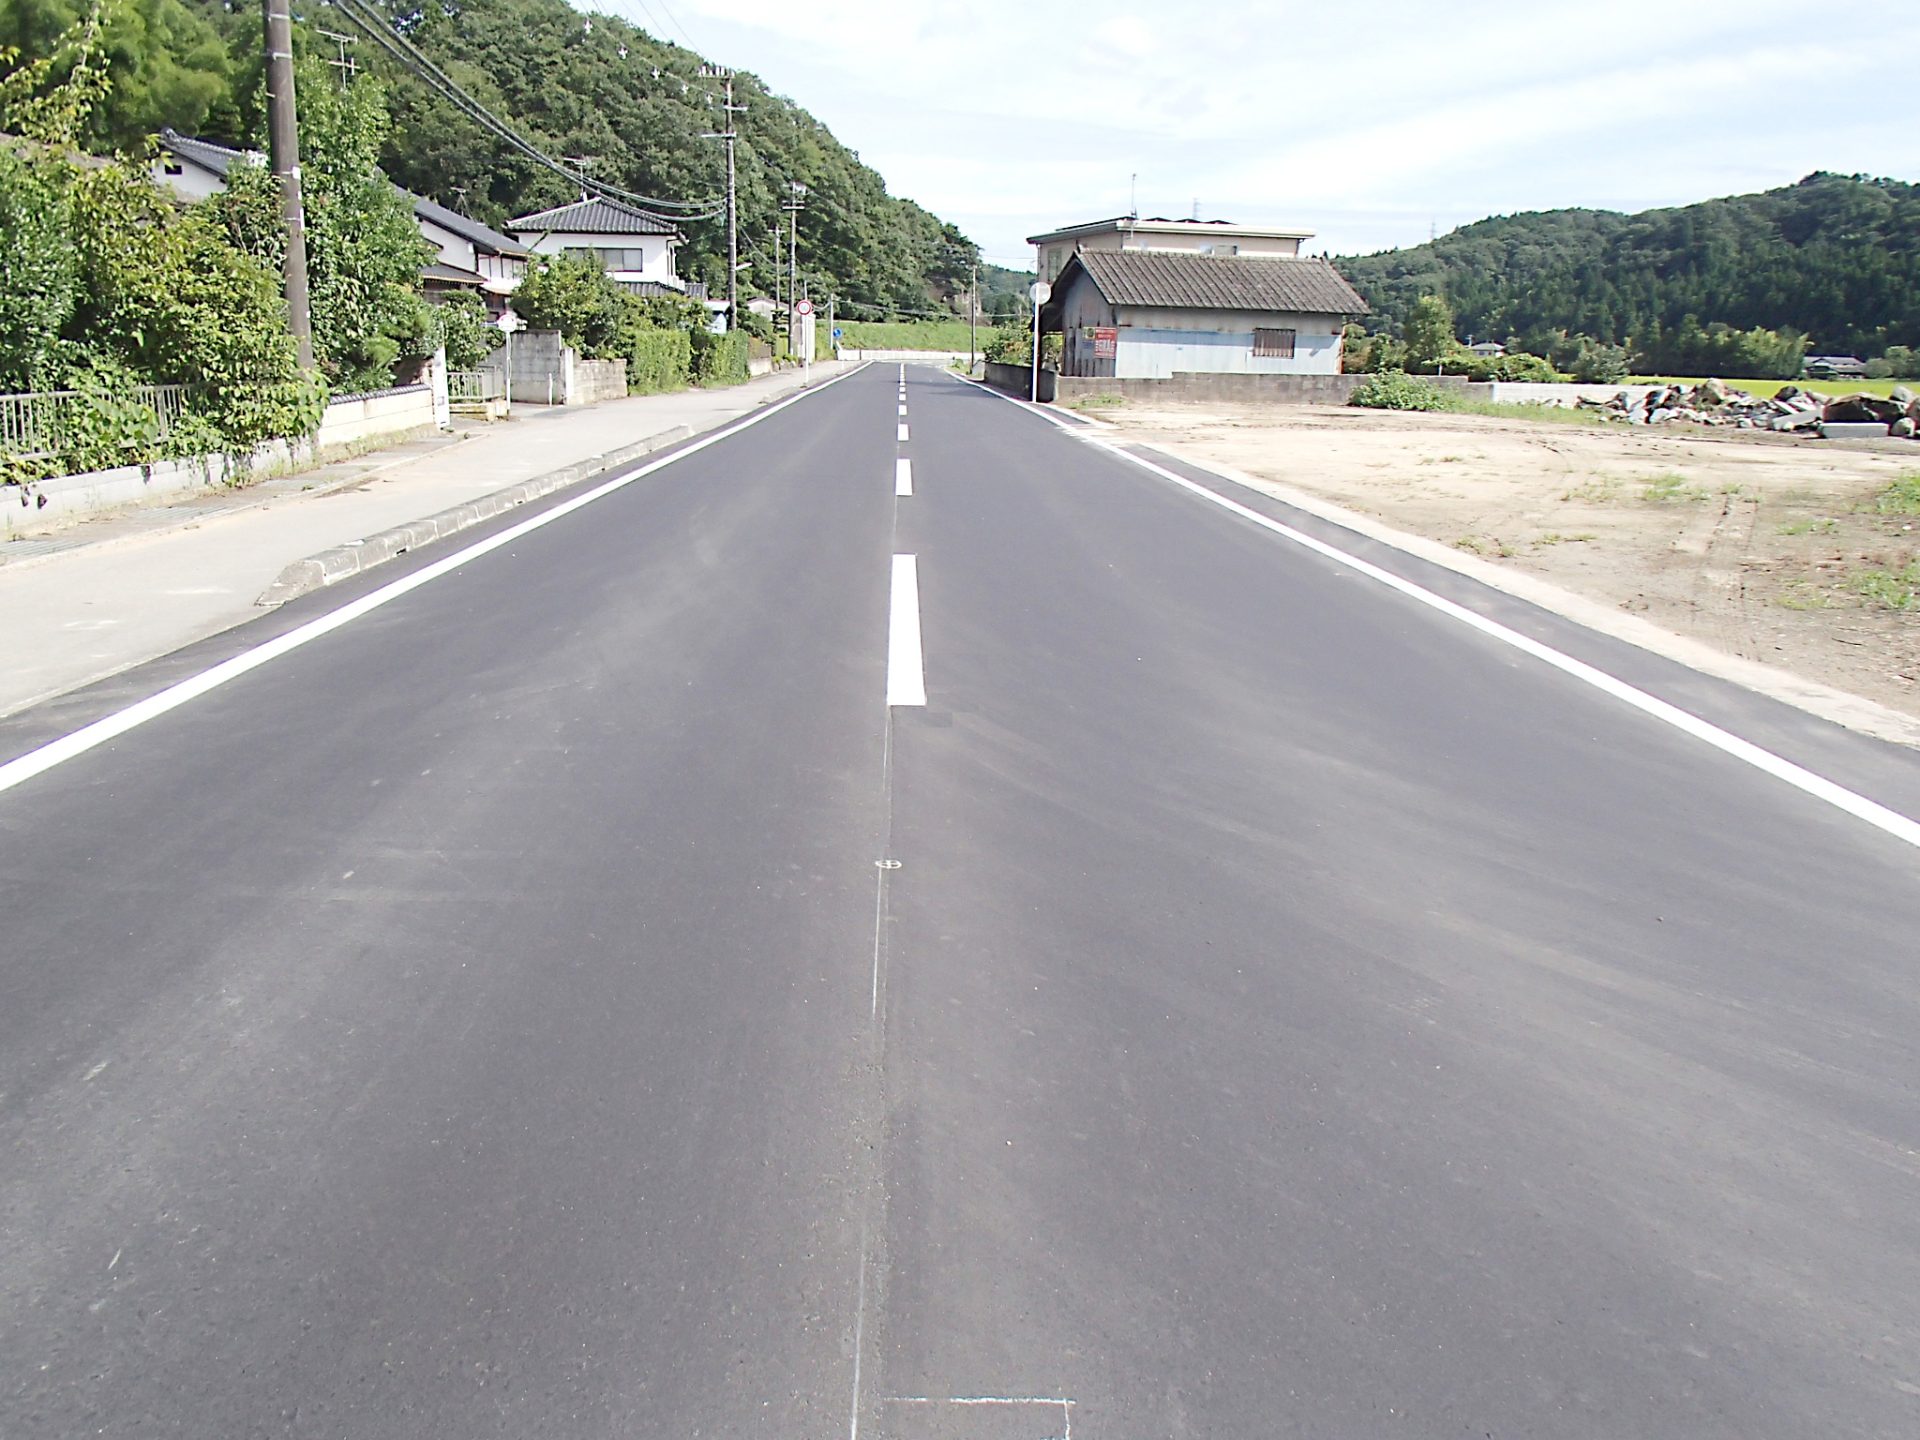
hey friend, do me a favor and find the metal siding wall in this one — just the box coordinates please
[1114,326,1343,378]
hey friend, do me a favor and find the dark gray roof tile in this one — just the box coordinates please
[1073,250,1367,316]
[507,196,682,238]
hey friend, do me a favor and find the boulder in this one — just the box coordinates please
[1696,377,1731,406]
[1891,384,1915,406]
[1822,394,1884,424]
[1893,416,1917,439]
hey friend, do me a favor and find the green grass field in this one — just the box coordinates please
[836,319,982,351]
[1629,375,1914,400]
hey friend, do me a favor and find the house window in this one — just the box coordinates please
[1253,327,1296,358]
[1201,243,1238,257]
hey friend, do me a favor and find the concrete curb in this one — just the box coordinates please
[256,423,693,606]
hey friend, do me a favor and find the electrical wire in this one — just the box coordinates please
[325,0,724,220]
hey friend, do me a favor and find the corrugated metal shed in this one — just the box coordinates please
[508,197,681,238]
[1071,250,1366,316]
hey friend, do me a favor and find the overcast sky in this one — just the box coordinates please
[595,0,1914,268]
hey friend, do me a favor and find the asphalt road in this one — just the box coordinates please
[3,363,1919,1438]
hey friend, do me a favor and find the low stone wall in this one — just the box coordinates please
[313,385,437,447]
[1466,381,1657,408]
[5,385,442,537]
[1051,372,1470,405]
[983,361,1055,402]
[571,358,629,405]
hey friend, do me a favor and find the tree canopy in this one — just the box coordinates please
[1339,173,1920,360]
[4,0,984,318]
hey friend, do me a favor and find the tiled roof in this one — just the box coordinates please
[411,193,530,258]
[158,128,253,175]
[507,196,682,238]
[423,262,486,286]
[1069,250,1367,316]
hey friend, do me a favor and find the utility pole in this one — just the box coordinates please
[783,182,807,353]
[969,255,978,374]
[770,224,782,345]
[263,0,314,371]
[699,67,746,329]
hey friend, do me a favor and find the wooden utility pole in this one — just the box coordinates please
[969,256,978,373]
[699,67,746,329]
[263,0,314,371]
[783,182,807,352]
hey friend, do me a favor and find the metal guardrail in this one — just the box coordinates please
[0,384,193,457]
[447,371,504,411]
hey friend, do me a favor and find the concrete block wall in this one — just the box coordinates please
[1050,372,1471,405]
[570,358,629,406]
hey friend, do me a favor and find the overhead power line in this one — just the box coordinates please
[324,0,723,220]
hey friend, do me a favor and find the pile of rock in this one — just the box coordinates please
[1576,379,1919,440]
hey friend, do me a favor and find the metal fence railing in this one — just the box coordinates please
[447,370,504,410]
[0,384,195,458]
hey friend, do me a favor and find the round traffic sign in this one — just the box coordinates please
[1029,281,1051,305]
[796,299,814,316]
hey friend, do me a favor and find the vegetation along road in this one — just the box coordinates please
[3,365,1919,1437]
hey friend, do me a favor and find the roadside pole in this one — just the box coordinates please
[1028,280,1050,403]
[969,257,978,375]
[263,0,314,370]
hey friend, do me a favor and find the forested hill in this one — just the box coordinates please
[1338,173,1920,357]
[0,0,975,315]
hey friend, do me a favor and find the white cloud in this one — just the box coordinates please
[600,0,1919,263]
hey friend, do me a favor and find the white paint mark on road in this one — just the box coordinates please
[887,555,926,707]
[898,403,907,417]
[963,376,1920,853]
[0,365,872,797]
[895,458,913,497]
[897,422,909,443]
[884,1395,1076,1438]
[83,1060,110,1082]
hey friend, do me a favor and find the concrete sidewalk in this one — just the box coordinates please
[0,362,856,720]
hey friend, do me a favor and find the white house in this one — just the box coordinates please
[1041,249,1367,379]
[152,129,529,312]
[152,127,252,200]
[1027,215,1316,285]
[410,195,530,313]
[507,196,691,296]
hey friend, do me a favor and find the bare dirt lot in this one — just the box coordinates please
[1088,401,1920,731]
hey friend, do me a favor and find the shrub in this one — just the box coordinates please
[690,328,748,387]
[621,326,690,393]
[1350,370,1447,410]
[431,292,502,371]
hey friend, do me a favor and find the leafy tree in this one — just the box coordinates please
[1339,172,1920,360]
[1402,294,1456,372]
[214,58,432,392]
[431,291,502,370]
[0,0,228,148]
[0,6,318,476]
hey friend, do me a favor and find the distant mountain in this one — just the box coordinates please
[1337,173,1920,357]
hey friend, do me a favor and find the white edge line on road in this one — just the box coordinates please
[0,364,872,797]
[956,373,1920,852]
[886,554,927,707]
[895,457,913,497]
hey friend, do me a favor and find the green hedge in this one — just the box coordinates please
[691,329,750,387]
[626,328,692,394]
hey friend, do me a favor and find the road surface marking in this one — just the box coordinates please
[0,364,873,796]
[897,422,909,442]
[883,1396,1075,1438]
[959,375,1920,854]
[886,554,926,707]
[898,403,907,416]
[895,458,913,497]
